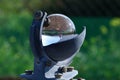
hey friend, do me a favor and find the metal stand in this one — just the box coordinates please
[20,11,86,80]
[20,57,78,80]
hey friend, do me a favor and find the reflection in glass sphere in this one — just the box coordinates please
[42,14,76,46]
[43,14,76,35]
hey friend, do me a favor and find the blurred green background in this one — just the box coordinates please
[0,0,120,80]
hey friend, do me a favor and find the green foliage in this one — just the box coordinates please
[0,11,33,76]
[71,17,120,80]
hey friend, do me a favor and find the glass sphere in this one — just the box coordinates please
[43,14,76,35]
[42,14,76,46]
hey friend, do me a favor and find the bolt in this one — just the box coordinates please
[25,70,33,75]
[67,66,74,72]
[61,67,67,73]
[55,73,62,79]
[44,18,50,27]
[34,11,43,20]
